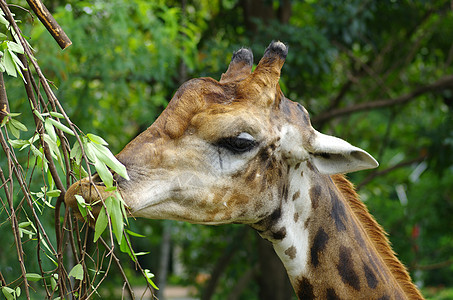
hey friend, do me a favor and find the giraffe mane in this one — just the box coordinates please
[331,174,424,300]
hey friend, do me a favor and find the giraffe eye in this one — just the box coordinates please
[217,132,257,154]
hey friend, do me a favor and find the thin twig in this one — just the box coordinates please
[99,237,135,299]
[0,72,9,123]
[0,129,31,299]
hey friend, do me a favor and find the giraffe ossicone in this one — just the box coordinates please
[65,41,424,299]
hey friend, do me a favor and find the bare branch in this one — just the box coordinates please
[414,259,453,271]
[357,155,427,189]
[312,75,453,124]
[25,0,72,49]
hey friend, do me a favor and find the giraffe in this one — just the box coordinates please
[65,41,424,299]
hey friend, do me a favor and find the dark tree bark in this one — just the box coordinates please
[256,237,293,300]
[278,0,292,24]
[241,0,292,32]
[157,221,172,299]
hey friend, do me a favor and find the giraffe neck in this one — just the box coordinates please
[252,162,408,299]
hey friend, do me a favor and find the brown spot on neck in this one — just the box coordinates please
[292,190,301,201]
[329,187,347,231]
[363,263,378,289]
[272,226,287,240]
[284,246,297,260]
[309,185,321,209]
[296,277,315,300]
[294,212,299,223]
[337,245,361,291]
[326,288,342,300]
[310,227,329,268]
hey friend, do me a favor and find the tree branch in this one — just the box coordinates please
[0,72,9,124]
[25,0,72,49]
[357,155,427,189]
[414,259,453,271]
[312,75,453,124]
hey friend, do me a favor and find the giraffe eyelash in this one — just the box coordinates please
[215,132,258,154]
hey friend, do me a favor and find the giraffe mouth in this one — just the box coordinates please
[64,174,117,222]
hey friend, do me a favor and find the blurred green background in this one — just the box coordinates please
[1,0,453,299]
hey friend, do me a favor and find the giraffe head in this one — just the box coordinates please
[65,41,378,224]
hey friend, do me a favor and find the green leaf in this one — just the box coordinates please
[3,49,16,77]
[91,142,129,180]
[9,49,24,69]
[71,160,88,178]
[104,186,117,192]
[31,144,47,163]
[74,195,85,206]
[19,227,34,239]
[7,41,24,54]
[0,12,9,26]
[43,134,59,160]
[83,139,96,162]
[94,155,113,188]
[87,133,108,145]
[50,276,57,291]
[126,229,146,238]
[105,195,113,214]
[7,112,21,117]
[85,142,114,187]
[116,191,128,225]
[75,195,88,219]
[46,189,61,197]
[9,118,27,132]
[33,109,45,122]
[45,253,58,267]
[144,269,159,290]
[93,206,108,242]
[8,139,28,148]
[9,49,26,82]
[45,118,57,142]
[68,264,84,280]
[119,233,138,262]
[48,118,74,136]
[6,121,20,138]
[1,286,15,300]
[25,273,43,281]
[110,195,124,244]
[50,111,64,119]
[19,221,32,228]
[70,141,82,164]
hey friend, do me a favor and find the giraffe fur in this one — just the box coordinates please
[65,41,424,299]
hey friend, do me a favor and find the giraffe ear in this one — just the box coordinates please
[309,131,379,174]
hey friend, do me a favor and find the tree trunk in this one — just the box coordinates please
[256,236,293,300]
[241,0,292,33]
[157,221,172,299]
